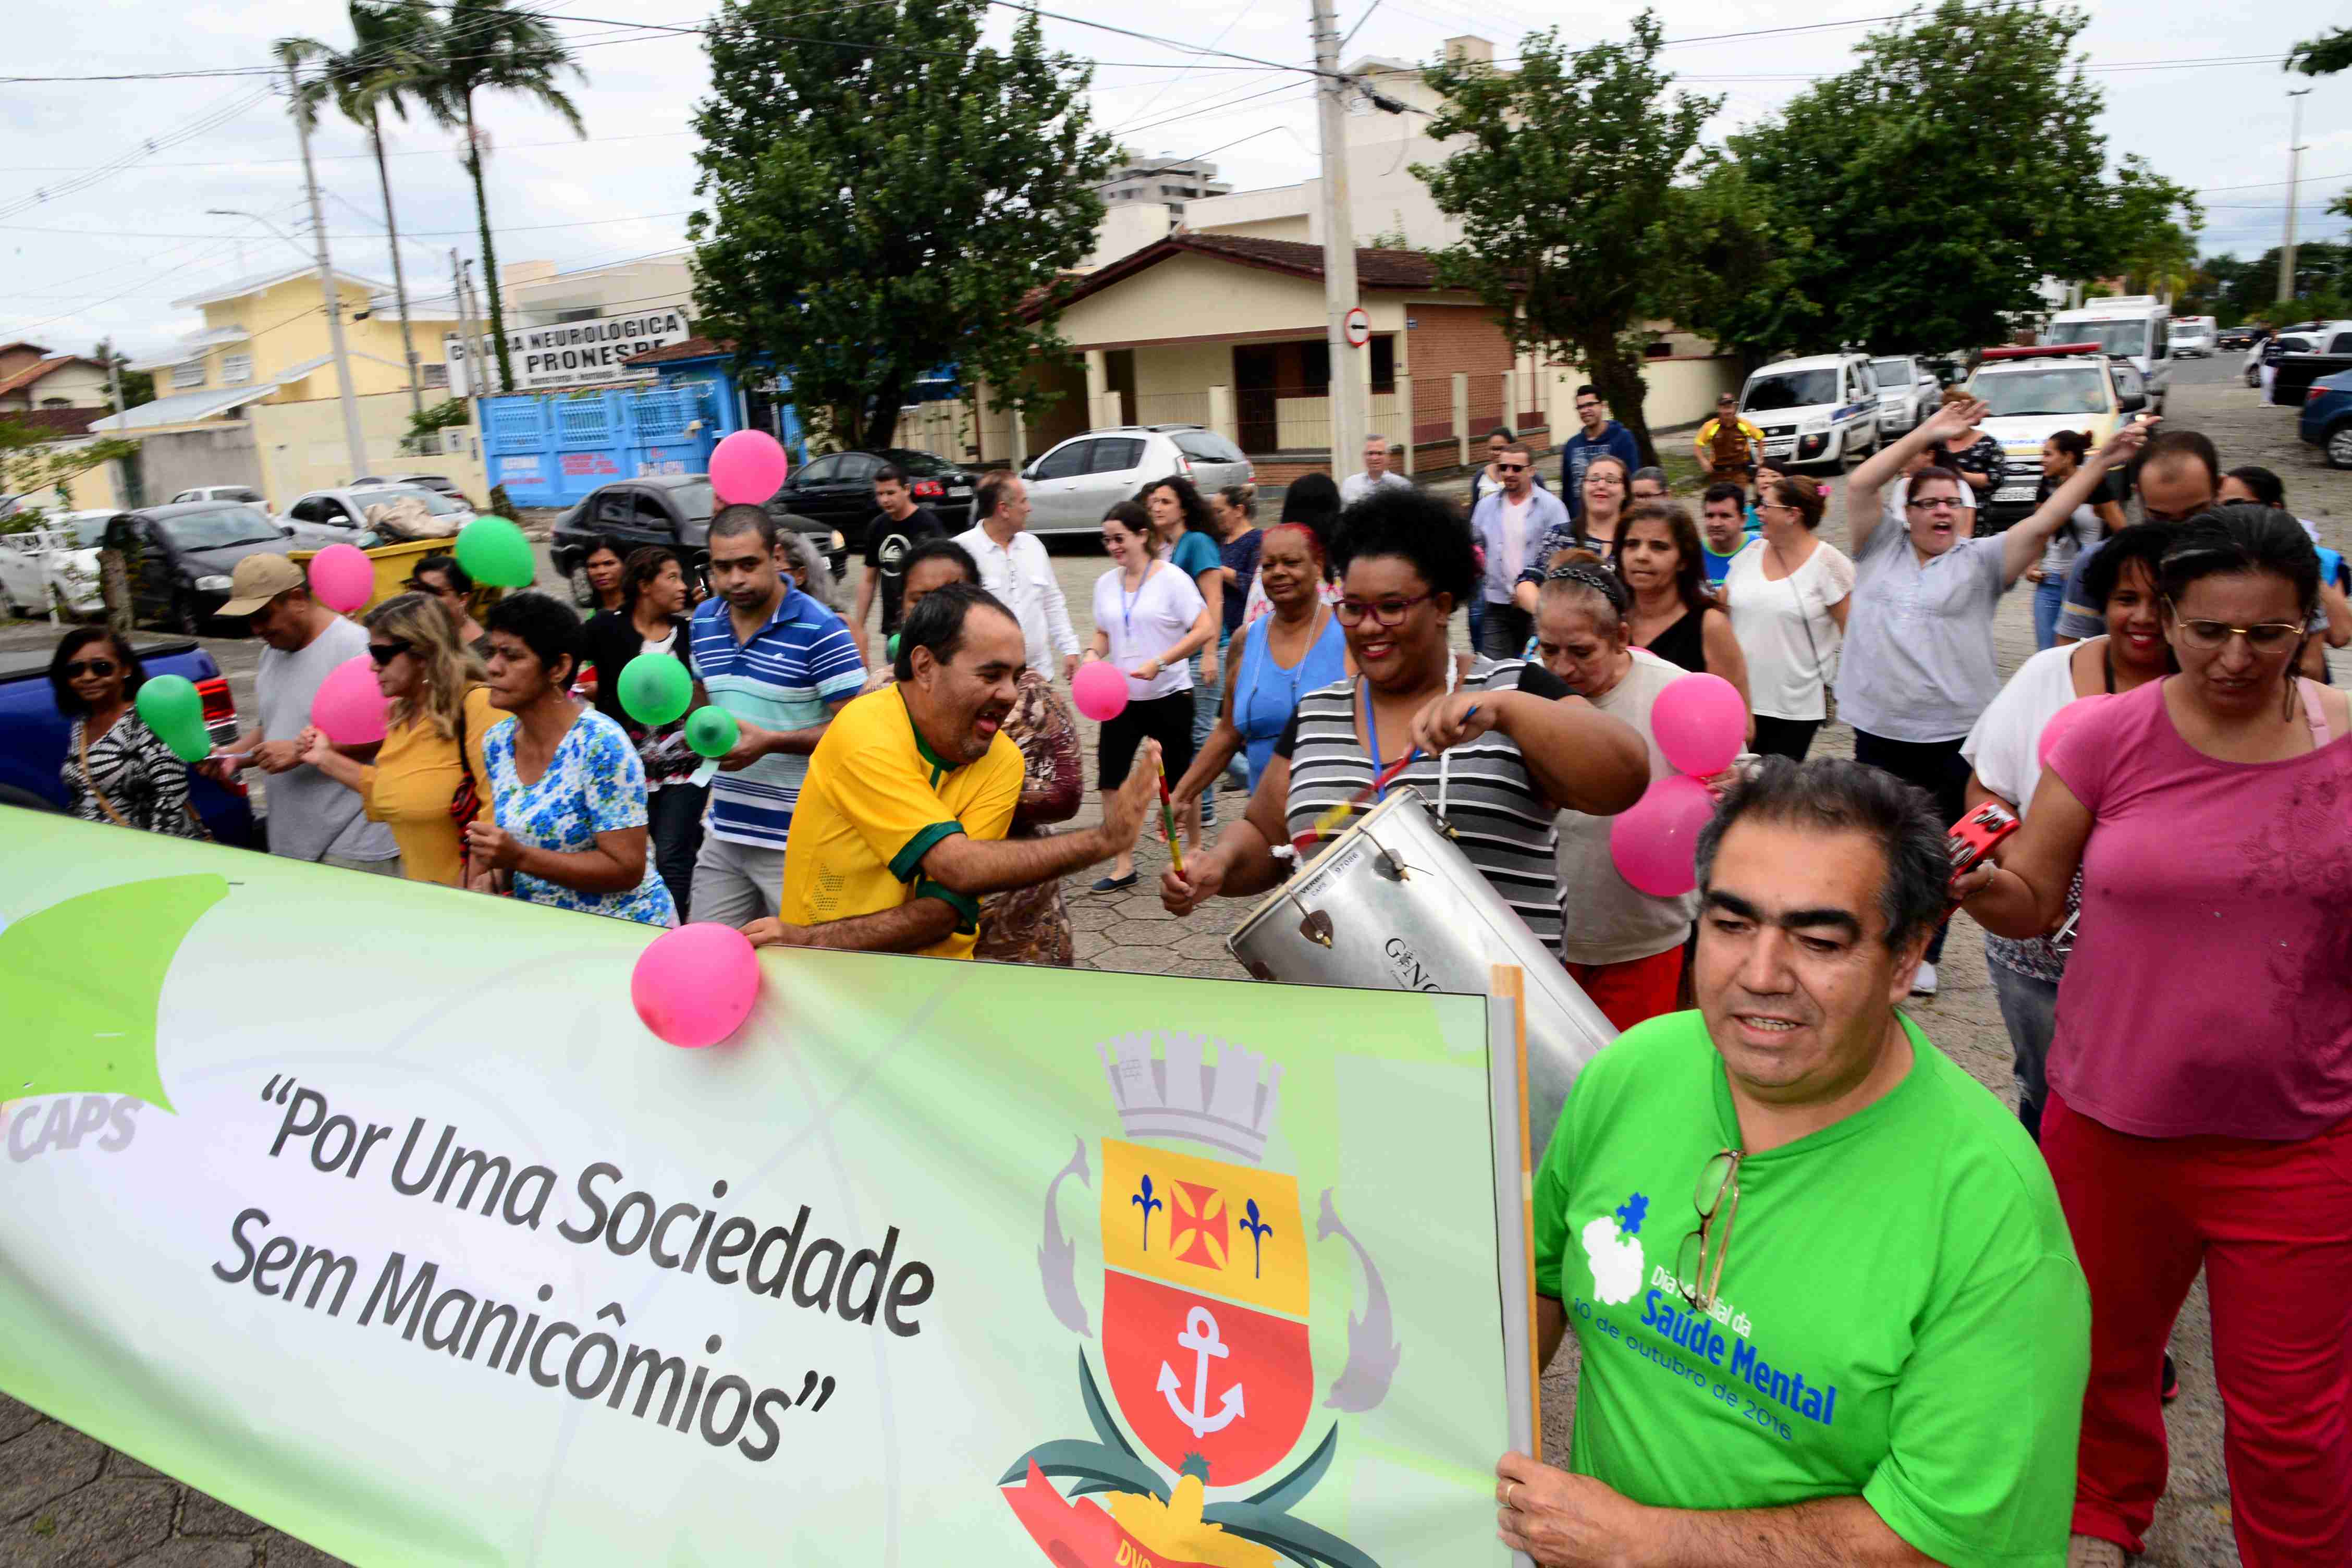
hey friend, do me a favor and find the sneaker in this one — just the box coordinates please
[1911,961,1939,997]
[1091,872,1138,895]
[2066,1535,2125,1568]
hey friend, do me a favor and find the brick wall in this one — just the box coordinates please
[1405,304,1518,445]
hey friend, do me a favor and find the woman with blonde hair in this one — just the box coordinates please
[300,591,507,886]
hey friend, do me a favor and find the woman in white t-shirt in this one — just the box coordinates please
[1723,474,1854,760]
[1084,500,1215,891]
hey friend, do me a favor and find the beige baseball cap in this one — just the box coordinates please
[217,553,307,616]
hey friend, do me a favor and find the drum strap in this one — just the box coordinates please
[1356,658,1459,818]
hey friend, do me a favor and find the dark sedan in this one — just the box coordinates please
[116,503,299,632]
[549,474,839,606]
[773,448,978,538]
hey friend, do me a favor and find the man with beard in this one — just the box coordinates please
[753,583,1155,958]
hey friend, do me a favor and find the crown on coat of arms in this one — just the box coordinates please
[1097,1032,1283,1166]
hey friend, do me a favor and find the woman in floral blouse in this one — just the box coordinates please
[867,537,1084,963]
[464,591,677,927]
[1934,384,2005,511]
[52,628,204,839]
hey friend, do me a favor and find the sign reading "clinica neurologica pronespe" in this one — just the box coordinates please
[445,310,691,394]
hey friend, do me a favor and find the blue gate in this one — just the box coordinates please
[480,382,728,509]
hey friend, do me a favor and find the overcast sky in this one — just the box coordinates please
[5,0,2346,363]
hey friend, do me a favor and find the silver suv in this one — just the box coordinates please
[1021,424,1253,534]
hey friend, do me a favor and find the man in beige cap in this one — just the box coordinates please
[205,554,400,874]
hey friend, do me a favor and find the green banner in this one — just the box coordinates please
[0,811,1533,1565]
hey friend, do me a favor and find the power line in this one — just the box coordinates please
[1107,80,1307,139]
[2,210,701,241]
[0,84,276,221]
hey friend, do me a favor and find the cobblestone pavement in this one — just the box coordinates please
[3,353,2320,1564]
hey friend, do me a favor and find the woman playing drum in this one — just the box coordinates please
[1159,487,1648,949]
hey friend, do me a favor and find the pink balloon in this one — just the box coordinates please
[311,654,388,745]
[308,542,374,614]
[708,429,789,505]
[2038,693,2111,769]
[1651,672,1747,778]
[1071,659,1130,724]
[631,922,760,1048]
[1609,775,1719,898]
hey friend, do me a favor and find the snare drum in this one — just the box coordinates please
[1227,787,1618,1161]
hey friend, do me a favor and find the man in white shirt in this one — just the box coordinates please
[1339,435,1413,505]
[952,471,1080,681]
[1469,442,1569,658]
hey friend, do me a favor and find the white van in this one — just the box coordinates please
[1740,352,1883,469]
[2043,295,2171,410]
[2171,315,2217,358]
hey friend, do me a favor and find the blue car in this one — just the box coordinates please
[2299,368,2352,469]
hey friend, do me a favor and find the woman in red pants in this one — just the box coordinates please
[1958,504,2352,1567]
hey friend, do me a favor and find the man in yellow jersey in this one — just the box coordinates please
[753,584,1155,958]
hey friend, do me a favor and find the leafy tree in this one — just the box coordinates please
[92,341,152,414]
[1,419,139,525]
[1661,158,1819,371]
[1414,11,1717,465]
[412,0,585,392]
[688,0,1113,449]
[2288,28,2352,77]
[1724,1,2192,354]
[279,1,439,418]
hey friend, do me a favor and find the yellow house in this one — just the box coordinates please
[125,264,455,404]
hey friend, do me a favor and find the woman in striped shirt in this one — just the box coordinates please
[1159,486,1648,950]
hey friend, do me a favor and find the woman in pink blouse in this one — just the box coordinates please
[1959,505,2352,1568]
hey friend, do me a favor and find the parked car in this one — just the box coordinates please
[0,509,117,618]
[117,501,297,632]
[2263,323,2352,407]
[349,473,472,506]
[284,484,473,542]
[2041,295,2172,412]
[2299,369,2352,468]
[1020,424,1253,533]
[1737,354,1883,471]
[0,635,256,844]
[2216,326,2259,351]
[167,485,269,509]
[1966,343,2147,531]
[774,448,981,538]
[1868,354,1940,436]
[550,474,760,606]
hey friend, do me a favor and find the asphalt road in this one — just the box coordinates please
[0,351,2326,1565]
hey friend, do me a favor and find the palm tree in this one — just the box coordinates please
[279,2,438,420]
[412,0,585,393]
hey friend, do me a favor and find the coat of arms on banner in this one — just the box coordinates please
[1002,1033,1395,1568]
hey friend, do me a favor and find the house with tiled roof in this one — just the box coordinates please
[0,343,112,413]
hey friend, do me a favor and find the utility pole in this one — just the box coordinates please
[1308,0,1367,483]
[456,255,492,474]
[285,61,370,482]
[2280,88,2313,307]
[100,340,140,510]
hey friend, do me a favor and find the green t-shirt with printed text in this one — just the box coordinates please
[1533,1009,2088,1568]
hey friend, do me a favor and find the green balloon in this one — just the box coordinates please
[454,516,535,589]
[617,653,692,728]
[886,633,900,662]
[685,705,740,760]
[134,675,210,764]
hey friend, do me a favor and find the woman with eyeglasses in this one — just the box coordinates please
[298,591,507,886]
[408,553,490,655]
[463,590,677,926]
[580,547,706,916]
[1160,486,1649,954]
[1529,557,1702,1031]
[1085,501,1215,892]
[1836,396,2094,997]
[1957,506,2352,1568]
[51,628,205,839]
[1722,476,1853,762]
[1510,454,1632,624]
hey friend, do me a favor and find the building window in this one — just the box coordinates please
[170,360,205,389]
[554,308,599,323]
[422,362,450,389]
[220,354,253,385]
[1371,335,1395,394]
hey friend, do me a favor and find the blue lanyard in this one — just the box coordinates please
[1120,561,1158,641]
[1357,678,1419,801]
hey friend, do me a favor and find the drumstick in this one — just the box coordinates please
[1155,752,1185,878]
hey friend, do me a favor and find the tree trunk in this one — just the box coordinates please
[464,95,514,394]
[371,112,426,422]
[864,365,910,451]
[1580,339,1659,470]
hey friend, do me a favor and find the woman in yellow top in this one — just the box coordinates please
[300,591,506,886]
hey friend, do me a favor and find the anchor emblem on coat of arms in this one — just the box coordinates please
[1000,1033,1397,1568]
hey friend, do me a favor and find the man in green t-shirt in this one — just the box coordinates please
[1506,758,2089,1568]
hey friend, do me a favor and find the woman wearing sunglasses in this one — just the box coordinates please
[1160,486,1648,953]
[51,628,205,839]
[298,591,506,886]
[1958,505,2352,1568]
